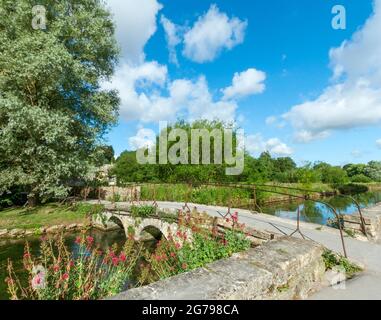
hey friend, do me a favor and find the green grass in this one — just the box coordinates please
[0,203,100,230]
[140,183,338,208]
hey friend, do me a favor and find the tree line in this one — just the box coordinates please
[112,121,381,186]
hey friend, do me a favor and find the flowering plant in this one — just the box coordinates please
[6,234,143,300]
[139,210,251,283]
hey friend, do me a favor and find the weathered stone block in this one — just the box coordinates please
[0,229,8,238]
[24,230,35,237]
[46,225,66,234]
[9,229,25,238]
[66,224,78,231]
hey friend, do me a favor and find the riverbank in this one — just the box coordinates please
[0,203,102,239]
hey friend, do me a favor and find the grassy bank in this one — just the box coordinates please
[139,182,381,207]
[0,203,100,230]
[140,183,340,208]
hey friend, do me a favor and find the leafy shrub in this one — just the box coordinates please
[130,205,156,218]
[139,211,251,283]
[322,249,362,278]
[6,234,142,300]
[350,174,372,183]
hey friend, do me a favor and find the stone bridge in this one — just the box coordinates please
[92,209,192,243]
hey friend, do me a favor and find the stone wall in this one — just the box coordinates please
[109,237,326,300]
[102,186,141,201]
[82,186,141,201]
[341,204,381,241]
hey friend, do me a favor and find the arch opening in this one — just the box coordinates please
[140,225,164,241]
[107,216,124,230]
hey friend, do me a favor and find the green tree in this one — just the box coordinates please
[112,151,157,184]
[256,152,275,181]
[95,145,115,165]
[296,164,322,185]
[0,1,119,206]
[364,161,381,182]
[343,164,367,177]
[274,157,297,173]
[320,166,348,185]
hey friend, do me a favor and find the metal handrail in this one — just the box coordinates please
[125,182,349,257]
[335,194,368,237]
[245,186,348,257]
[254,183,368,238]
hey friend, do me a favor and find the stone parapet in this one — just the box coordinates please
[109,237,325,300]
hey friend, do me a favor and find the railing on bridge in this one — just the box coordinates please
[91,181,372,258]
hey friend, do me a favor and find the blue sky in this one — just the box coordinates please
[104,0,381,166]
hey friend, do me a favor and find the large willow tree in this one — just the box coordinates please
[0,1,120,205]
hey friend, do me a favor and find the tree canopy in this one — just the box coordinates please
[0,0,119,205]
[112,120,380,187]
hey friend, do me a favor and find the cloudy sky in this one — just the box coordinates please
[103,0,380,165]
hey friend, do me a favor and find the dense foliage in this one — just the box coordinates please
[0,0,119,206]
[139,209,251,283]
[112,121,381,187]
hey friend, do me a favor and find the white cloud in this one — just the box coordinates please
[245,134,293,157]
[283,0,381,142]
[265,116,286,129]
[265,138,293,156]
[160,15,182,66]
[106,0,162,64]
[102,61,171,122]
[222,68,266,100]
[377,139,381,149]
[293,130,330,143]
[265,116,277,125]
[128,127,156,150]
[103,63,238,123]
[176,76,238,122]
[183,4,247,63]
[351,149,364,158]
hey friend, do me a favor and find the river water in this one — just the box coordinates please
[262,190,381,225]
[1,190,381,300]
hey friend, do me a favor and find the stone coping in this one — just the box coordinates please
[109,237,326,300]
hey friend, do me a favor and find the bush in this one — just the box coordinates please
[322,249,362,278]
[350,174,372,183]
[139,210,251,283]
[130,205,156,218]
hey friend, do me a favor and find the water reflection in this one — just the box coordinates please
[262,191,381,225]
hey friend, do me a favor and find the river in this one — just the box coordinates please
[262,190,381,225]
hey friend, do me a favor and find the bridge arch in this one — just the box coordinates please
[139,225,164,241]
[93,211,193,244]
